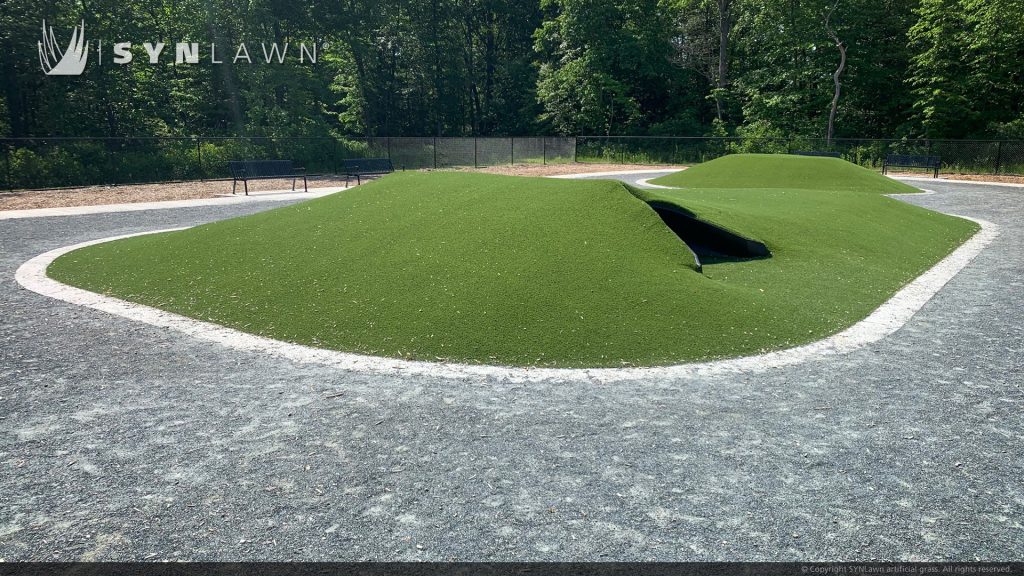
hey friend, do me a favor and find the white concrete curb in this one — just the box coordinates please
[548,168,684,179]
[633,177,679,189]
[15,213,997,383]
[0,187,345,220]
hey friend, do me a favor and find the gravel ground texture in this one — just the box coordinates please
[0,176,1021,561]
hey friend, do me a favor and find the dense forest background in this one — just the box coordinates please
[1,0,1023,140]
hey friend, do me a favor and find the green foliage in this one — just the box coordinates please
[321,0,544,136]
[4,137,370,188]
[730,0,921,139]
[908,0,1024,138]
[1,0,1020,145]
[534,0,701,135]
[989,118,1024,140]
[727,121,789,153]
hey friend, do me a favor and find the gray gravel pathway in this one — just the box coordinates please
[0,177,1021,561]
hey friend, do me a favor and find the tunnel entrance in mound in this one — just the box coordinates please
[647,202,771,271]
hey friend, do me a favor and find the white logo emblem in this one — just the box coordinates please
[38,20,89,76]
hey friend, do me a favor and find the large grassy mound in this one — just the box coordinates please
[651,153,922,193]
[49,165,977,368]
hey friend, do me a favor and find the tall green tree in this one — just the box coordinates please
[908,0,1024,138]
[671,0,735,123]
[1,0,1021,141]
[730,0,917,139]
[534,0,701,135]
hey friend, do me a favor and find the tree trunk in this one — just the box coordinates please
[463,11,481,135]
[430,0,444,136]
[349,44,373,135]
[1,40,26,137]
[273,22,286,108]
[483,13,496,133]
[825,0,846,146]
[827,42,846,145]
[715,0,731,122]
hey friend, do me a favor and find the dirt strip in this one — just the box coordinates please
[885,171,1024,184]
[0,177,353,211]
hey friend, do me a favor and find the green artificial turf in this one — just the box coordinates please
[651,153,923,193]
[49,159,977,368]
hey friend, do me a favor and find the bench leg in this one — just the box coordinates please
[303,176,308,193]
[232,179,237,195]
[244,180,248,196]
[357,175,362,186]
[292,177,296,191]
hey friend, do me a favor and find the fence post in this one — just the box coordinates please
[4,143,11,192]
[100,139,110,186]
[510,137,515,166]
[542,138,547,165]
[387,136,392,161]
[195,138,204,181]
[433,137,437,169]
[474,137,478,168]
[573,137,578,163]
[995,141,1003,174]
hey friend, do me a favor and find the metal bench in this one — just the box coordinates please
[882,154,941,178]
[228,160,307,195]
[791,150,842,158]
[341,158,394,186]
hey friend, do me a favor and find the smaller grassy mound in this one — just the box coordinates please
[652,153,922,194]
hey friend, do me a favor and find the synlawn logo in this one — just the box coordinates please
[38,20,89,76]
[37,19,321,77]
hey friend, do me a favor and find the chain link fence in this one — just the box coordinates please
[577,136,1024,176]
[0,136,577,191]
[2,135,1021,191]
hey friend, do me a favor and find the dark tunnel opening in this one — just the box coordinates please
[647,201,771,272]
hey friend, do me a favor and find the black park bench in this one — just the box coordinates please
[341,158,394,186]
[228,160,307,195]
[791,150,842,158]
[882,154,941,178]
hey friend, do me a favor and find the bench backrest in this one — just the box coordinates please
[341,158,394,174]
[228,160,296,178]
[885,154,941,167]
[791,150,842,158]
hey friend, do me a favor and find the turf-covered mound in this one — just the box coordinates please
[652,153,922,193]
[48,170,976,368]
